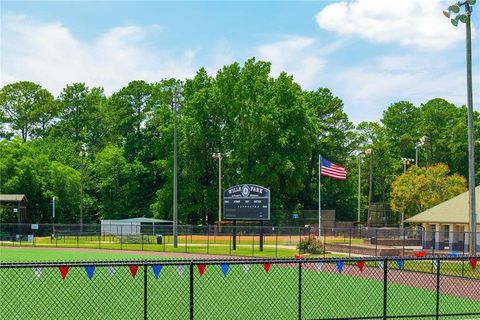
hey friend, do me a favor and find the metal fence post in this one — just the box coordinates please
[144,264,148,320]
[189,262,194,320]
[383,258,388,320]
[323,228,326,258]
[349,229,352,257]
[375,229,378,256]
[298,261,302,320]
[207,225,210,254]
[435,258,441,319]
[275,227,278,258]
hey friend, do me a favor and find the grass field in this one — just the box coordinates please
[1,247,479,319]
[0,247,172,262]
[1,258,479,319]
[1,234,327,258]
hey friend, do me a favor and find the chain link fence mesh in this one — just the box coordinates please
[1,257,479,319]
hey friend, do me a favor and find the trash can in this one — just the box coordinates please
[156,234,163,244]
[370,237,377,245]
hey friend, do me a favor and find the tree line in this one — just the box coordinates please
[1,59,479,225]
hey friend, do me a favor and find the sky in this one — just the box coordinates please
[1,0,479,123]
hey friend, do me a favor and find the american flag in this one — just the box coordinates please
[320,157,347,180]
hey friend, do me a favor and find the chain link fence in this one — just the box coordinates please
[1,223,479,258]
[0,256,478,319]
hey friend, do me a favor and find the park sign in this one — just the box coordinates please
[223,184,270,221]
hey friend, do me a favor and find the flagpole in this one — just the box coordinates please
[318,154,321,237]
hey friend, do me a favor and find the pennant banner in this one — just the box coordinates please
[433,260,438,270]
[314,262,323,271]
[176,265,185,277]
[357,261,365,273]
[242,264,250,273]
[415,250,427,257]
[197,264,206,277]
[221,264,230,277]
[33,267,42,278]
[59,266,70,280]
[336,261,344,273]
[396,260,404,271]
[152,265,163,280]
[263,263,271,273]
[469,258,477,272]
[107,266,117,278]
[85,266,95,280]
[129,265,139,279]
[377,261,384,269]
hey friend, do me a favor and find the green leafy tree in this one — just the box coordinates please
[390,163,467,219]
[0,81,55,141]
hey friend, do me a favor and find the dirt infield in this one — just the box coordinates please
[305,263,480,301]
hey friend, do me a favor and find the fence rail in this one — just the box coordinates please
[1,223,479,258]
[0,256,478,319]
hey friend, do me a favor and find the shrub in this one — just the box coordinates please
[297,237,324,254]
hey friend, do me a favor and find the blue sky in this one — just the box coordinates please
[1,0,479,123]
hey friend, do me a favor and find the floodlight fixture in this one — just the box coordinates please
[443,9,451,18]
[451,3,461,13]
[451,15,460,26]
[459,13,469,23]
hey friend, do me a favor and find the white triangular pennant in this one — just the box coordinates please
[106,266,117,278]
[33,267,42,278]
[314,262,323,271]
[242,264,250,273]
[433,260,438,270]
[176,265,185,277]
[377,261,384,269]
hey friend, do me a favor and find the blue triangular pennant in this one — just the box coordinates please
[152,265,163,279]
[336,261,344,273]
[396,260,404,270]
[221,263,230,277]
[85,266,95,280]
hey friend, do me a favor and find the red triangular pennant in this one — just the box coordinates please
[469,258,477,272]
[59,266,69,280]
[263,263,271,273]
[197,264,206,276]
[129,265,139,278]
[357,260,365,273]
[415,250,427,257]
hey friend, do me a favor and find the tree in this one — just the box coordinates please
[55,83,105,147]
[390,163,466,219]
[0,81,55,141]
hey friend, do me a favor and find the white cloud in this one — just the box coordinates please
[0,13,197,95]
[256,36,328,89]
[330,54,480,123]
[315,0,464,50]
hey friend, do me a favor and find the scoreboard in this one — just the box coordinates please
[223,184,270,221]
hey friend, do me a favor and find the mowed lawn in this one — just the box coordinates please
[1,252,479,320]
[0,247,173,262]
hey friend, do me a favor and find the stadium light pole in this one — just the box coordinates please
[212,152,222,227]
[444,0,477,255]
[357,152,365,225]
[79,143,87,233]
[170,83,183,248]
[365,148,373,227]
[400,158,414,229]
